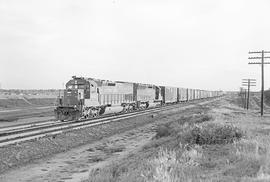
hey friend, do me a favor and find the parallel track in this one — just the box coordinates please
[0,98,219,147]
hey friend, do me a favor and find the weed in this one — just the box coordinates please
[155,114,213,139]
[87,148,94,152]
[223,158,261,177]
[265,90,270,106]
[155,124,171,138]
[194,114,213,123]
[88,156,104,163]
[181,123,243,145]
[105,146,125,153]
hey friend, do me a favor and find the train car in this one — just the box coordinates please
[202,90,207,99]
[194,89,199,100]
[160,86,178,104]
[55,76,162,120]
[202,90,206,99]
[209,91,213,97]
[96,80,134,115]
[55,76,223,121]
[178,88,188,102]
[187,89,194,101]
[199,90,203,99]
[136,83,162,108]
[192,89,196,100]
[205,90,210,98]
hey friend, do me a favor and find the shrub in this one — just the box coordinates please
[181,123,243,145]
[155,114,213,139]
[155,124,171,138]
[265,90,270,106]
[193,114,213,124]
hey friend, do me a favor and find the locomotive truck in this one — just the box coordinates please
[54,76,222,121]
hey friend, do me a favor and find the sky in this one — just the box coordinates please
[0,0,270,91]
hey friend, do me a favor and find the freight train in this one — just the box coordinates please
[54,76,223,120]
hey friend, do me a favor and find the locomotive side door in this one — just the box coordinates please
[84,80,100,107]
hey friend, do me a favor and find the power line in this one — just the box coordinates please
[248,50,270,116]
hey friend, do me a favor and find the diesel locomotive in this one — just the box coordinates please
[54,76,222,121]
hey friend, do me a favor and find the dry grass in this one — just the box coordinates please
[155,113,213,139]
[265,90,270,106]
[180,123,243,145]
[84,112,216,182]
[155,124,171,138]
[230,137,270,180]
[104,145,125,154]
[84,95,270,182]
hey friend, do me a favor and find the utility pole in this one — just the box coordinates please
[244,89,247,109]
[242,79,256,110]
[239,87,247,109]
[248,50,270,116]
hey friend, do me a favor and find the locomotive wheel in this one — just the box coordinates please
[141,106,146,110]
[128,106,133,112]
[67,113,73,121]
[58,112,65,121]
[99,107,106,115]
[121,105,126,113]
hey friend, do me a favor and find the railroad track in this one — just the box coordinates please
[0,98,220,147]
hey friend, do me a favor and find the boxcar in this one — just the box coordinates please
[161,86,178,103]
[187,89,194,101]
[178,88,188,102]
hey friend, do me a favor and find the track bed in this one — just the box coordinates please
[0,98,219,180]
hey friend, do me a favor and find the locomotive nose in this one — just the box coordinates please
[64,89,79,106]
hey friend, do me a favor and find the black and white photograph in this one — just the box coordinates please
[0,0,270,181]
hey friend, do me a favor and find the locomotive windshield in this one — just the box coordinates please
[66,84,86,89]
[66,77,89,90]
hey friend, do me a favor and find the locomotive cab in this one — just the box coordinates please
[64,77,91,107]
[55,76,103,121]
[55,76,92,120]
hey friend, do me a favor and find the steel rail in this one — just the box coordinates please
[0,103,187,140]
[0,120,59,133]
[0,100,199,136]
[0,104,178,136]
[0,97,220,147]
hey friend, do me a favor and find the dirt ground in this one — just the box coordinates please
[0,99,217,182]
[0,121,155,182]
